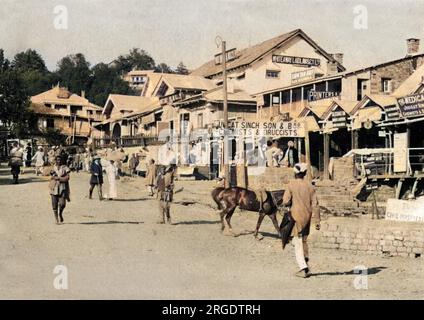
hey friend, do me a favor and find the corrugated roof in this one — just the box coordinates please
[191,29,345,78]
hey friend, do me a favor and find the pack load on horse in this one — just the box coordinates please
[211,186,285,239]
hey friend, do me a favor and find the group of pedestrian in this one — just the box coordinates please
[265,140,299,168]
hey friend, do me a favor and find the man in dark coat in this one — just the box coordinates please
[9,142,24,184]
[49,155,71,224]
[156,165,175,224]
[89,155,103,200]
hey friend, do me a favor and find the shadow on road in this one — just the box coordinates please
[110,198,150,202]
[311,266,387,277]
[172,220,221,226]
[0,177,46,185]
[67,221,144,225]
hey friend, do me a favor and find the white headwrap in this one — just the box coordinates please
[293,163,308,174]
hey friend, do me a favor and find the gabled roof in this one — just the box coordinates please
[191,29,345,78]
[351,94,397,115]
[103,94,159,116]
[151,73,216,96]
[30,103,62,116]
[329,100,357,115]
[393,63,424,98]
[31,86,95,107]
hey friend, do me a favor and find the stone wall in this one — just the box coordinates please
[310,216,424,259]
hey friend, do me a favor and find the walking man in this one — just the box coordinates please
[89,155,103,200]
[282,163,320,278]
[9,142,24,184]
[146,159,157,196]
[156,165,175,224]
[32,146,45,176]
[128,153,139,177]
[49,155,71,225]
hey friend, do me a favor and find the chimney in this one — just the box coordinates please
[81,90,86,99]
[407,38,420,55]
[332,53,344,66]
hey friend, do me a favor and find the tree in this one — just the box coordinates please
[0,49,33,137]
[175,62,189,75]
[11,49,58,96]
[154,63,174,74]
[87,63,135,106]
[56,53,91,95]
[114,48,156,74]
[11,49,48,73]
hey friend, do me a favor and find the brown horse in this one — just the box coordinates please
[211,187,284,238]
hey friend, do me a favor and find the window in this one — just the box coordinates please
[382,78,392,93]
[156,82,169,97]
[266,70,280,78]
[46,118,54,128]
[197,113,204,128]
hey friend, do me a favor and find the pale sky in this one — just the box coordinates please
[1,0,423,72]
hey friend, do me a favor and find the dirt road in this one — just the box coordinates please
[1,164,423,299]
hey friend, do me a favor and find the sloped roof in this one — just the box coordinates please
[307,100,334,119]
[103,94,159,115]
[31,86,91,106]
[351,94,397,115]
[393,63,424,97]
[30,103,62,116]
[152,73,216,95]
[174,87,256,106]
[331,100,357,115]
[204,87,255,103]
[191,29,345,78]
[142,73,163,97]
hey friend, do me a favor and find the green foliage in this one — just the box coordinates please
[0,49,32,138]
[155,63,174,74]
[175,62,189,75]
[11,49,48,73]
[87,63,136,106]
[56,53,91,95]
[114,48,156,74]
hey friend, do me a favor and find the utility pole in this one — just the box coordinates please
[222,40,230,188]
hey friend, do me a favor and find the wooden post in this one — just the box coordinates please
[304,120,313,180]
[323,132,330,180]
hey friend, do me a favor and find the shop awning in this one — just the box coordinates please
[141,113,156,125]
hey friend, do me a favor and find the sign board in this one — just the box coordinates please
[272,55,320,67]
[366,181,378,191]
[384,105,401,120]
[331,110,347,128]
[393,132,408,173]
[215,48,237,65]
[230,120,305,137]
[397,93,424,118]
[386,198,424,223]
[291,69,315,84]
[308,90,340,102]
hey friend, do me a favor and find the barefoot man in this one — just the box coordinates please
[49,155,71,225]
[282,163,320,278]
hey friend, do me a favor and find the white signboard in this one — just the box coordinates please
[291,69,315,84]
[385,198,424,223]
[230,120,305,137]
[393,132,408,173]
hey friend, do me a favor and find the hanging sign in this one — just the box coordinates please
[331,110,347,128]
[397,93,424,118]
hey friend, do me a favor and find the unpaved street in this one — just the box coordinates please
[1,164,424,299]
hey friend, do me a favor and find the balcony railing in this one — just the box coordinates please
[92,135,161,149]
